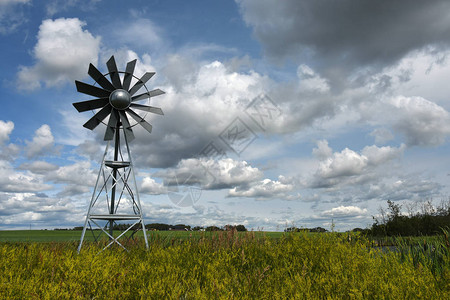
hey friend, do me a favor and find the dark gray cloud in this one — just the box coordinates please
[237,0,450,72]
[115,59,270,168]
[130,118,216,169]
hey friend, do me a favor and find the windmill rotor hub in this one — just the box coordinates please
[109,89,131,110]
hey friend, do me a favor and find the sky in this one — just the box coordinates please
[1,0,450,231]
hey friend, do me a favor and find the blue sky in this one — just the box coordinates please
[2,0,450,231]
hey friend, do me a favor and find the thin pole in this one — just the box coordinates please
[109,124,120,238]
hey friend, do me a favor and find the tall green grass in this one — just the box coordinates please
[393,227,450,276]
[0,231,448,299]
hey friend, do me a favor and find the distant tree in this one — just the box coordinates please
[284,226,340,233]
[224,224,233,231]
[113,223,140,231]
[146,223,171,231]
[205,226,222,231]
[284,227,298,232]
[171,224,190,231]
[235,225,247,232]
[223,224,247,231]
[309,227,327,233]
[387,200,401,221]
[174,224,191,230]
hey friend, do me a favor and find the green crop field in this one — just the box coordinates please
[0,229,285,243]
[0,229,141,243]
[0,230,84,242]
[1,230,449,299]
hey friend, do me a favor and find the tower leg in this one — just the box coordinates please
[78,141,110,254]
[124,131,149,249]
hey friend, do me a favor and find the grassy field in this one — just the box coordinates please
[0,230,85,242]
[0,229,284,243]
[0,230,449,298]
[0,229,145,243]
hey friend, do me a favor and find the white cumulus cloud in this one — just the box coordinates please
[45,161,96,186]
[157,158,263,190]
[140,176,166,195]
[317,148,368,179]
[388,95,450,146]
[361,144,405,166]
[310,141,404,189]
[228,176,294,200]
[0,120,14,144]
[17,18,100,90]
[112,18,163,50]
[0,161,52,193]
[321,206,368,218]
[25,124,57,158]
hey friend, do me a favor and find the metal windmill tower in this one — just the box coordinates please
[73,56,164,252]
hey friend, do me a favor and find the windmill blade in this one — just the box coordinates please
[73,98,109,112]
[122,59,136,91]
[126,109,153,133]
[88,63,115,91]
[130,103,164,115]
[106,56,122,89]
[131,89,165,102]
[76,81,111,98]
[104,109,119,141]
[118,110,135,142]
[83,105,112,130]
[128,72,155,96]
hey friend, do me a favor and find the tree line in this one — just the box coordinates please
[284,227,328,233]
[367,199,450,236]
[70,223,247,232]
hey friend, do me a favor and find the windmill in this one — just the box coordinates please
[74,56,164,252]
